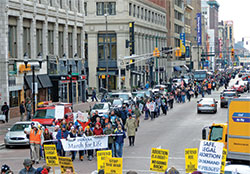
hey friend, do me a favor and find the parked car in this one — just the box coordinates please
[152,85,167,94]
[197,98,218,114]
[4,121,42,148]
[32,102,74,126]
[107,92,133,105]
[132,90,153,103]
[90,102,111,116]
[172,79,182,87]
[220,91,240,108]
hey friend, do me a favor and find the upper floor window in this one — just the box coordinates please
[84,2,87,16]
[96,2,116,16]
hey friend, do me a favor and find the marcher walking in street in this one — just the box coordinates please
[19,101,25,121]
[56,125,69,157]
[19,159,36,174]
[1,102,9,123]
[114,125,126,157]
[125,114,137,146]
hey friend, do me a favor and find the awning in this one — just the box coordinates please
[24,75,42,89]
[37,74,53,88]
[173,66,182,71]
[182,65,190,71]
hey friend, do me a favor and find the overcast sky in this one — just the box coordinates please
[217,0,250,48]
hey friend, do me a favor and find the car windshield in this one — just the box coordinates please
[223,93,236,97]
[93,104,104,109]
[10,124,30,131]
[33,109,55,119]
[194,74,206,78]
[113,100,122,105]
[209,126,223,141]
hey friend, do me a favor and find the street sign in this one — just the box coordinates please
[186,46,190,58]
[180,33,186,46]
[196,13,202,46]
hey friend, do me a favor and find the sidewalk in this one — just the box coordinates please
[0,101,97,146]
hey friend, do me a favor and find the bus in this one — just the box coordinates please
[193,70,208,82]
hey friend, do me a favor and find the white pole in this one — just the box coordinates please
[118,58,121,90]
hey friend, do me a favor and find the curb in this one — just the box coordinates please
[0,143,5,150]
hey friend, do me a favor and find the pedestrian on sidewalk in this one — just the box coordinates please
[91,88,98,102]
[20,101,25,121]
[125,114,137,146]
[26,100,32,121]
[19,159,36,174]
[1,102,9,123]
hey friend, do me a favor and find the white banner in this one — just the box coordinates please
[61,136,108,151]
[197,140,224,174]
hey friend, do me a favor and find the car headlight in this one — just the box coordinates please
[5,134,10,139]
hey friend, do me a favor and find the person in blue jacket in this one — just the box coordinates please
[56,125,69,156]
[114,125,126,157]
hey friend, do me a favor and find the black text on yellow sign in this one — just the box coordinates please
[44,144,59,166]
[185,148,198,173]
[220,149,227,174]
[150,148,169,173]
[58,156,75,174]
[104,157,123,174]
[97,150,112,171]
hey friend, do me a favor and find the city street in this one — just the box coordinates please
[0,78,248,174]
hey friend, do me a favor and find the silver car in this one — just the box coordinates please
[90,102,111,116]
[4,121,42,148]
[197,98,218,114]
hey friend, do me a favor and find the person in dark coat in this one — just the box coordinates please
[91,88,98,102]
[120,106,128,126]
[114,125,126,157]
[1,102,9,123]
[56,125,69,156]
[20,101,26,121]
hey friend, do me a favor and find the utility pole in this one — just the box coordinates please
[105,14,109,91]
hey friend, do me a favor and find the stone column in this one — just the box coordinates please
[73,25,77,56]
[17,15,23,60]
[54,22,58,57]
[88,32,98,88]
[30,18,36,59]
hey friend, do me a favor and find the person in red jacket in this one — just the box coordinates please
[77,119,91,132]
[93,122,103,135]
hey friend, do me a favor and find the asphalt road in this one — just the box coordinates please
[0,77,249,174]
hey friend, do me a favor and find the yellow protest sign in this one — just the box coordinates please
[58,156,75,174]
[220,149,227,174]
[44,144,59,166]
[97,150,112,171]
[150,148,169,173]
[104,157,123,174]
[185,148,198,173]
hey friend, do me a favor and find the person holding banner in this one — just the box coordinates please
[114,125,126,157]
[56,125,69,157]
[77,126,85,161]
[68,126,78,161]
[104,123,115,156]
[84,126,94,161]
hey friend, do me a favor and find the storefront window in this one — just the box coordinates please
[9,91,19,107]
[98,33,117,60]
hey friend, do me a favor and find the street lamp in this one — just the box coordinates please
[104,13,109,91]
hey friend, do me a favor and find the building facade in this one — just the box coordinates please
[0,0,85,118]
[85,0,167,90]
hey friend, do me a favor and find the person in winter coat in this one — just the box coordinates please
[120,106,128,126]
[67,126,78,161]
[104,123,115,156]
[20,101,26,121]
[19,159,36,174]
[1,102,9,123]
[26,100,32,121]
[114,125,126,157]
[56,125,69,156]
[144,100,150,120]
[93,122,103,136]
[133,105,141,127]
[148,99,156,120]
[84,126,94,161]
[77,126,85,161]
[125,114,137,146]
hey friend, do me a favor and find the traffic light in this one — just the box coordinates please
[153,47,160,57]
[231,48,235,58]
[175,47,181,57]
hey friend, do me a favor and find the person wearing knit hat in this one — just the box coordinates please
[84,125,94,161]
[19,159,36,174]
